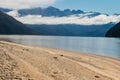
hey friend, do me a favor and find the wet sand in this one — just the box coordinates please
[0,41,120,80]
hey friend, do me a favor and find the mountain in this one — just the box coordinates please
[106,22,120,37]
[0,8,12,12]
[17,6,104,17]
[0,7,111,20]
[17,6,84,17]
[0,11,38,35]
[0,7,117,37]
[27,24,114,37]
[0,6,118,18]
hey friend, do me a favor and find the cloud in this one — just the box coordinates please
[7,11,120,25]
[7,10,20,17]
[0,0,55,9]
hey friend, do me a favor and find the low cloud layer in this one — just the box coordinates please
[7,11,120,25]
[0,0,55,9]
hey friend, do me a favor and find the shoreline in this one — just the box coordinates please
[0,41,120,80]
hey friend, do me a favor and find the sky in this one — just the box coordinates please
[0,0,119,14]
[1,0,120,25]
[0,0,55,9]
[53,0,120,14]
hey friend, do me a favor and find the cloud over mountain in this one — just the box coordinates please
[0,0,55,9]
[7,10,120,25]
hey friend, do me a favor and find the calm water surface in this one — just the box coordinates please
[0,35,120,59]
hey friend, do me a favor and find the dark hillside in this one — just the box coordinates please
[106,22,120,37]
[0,11,38,35]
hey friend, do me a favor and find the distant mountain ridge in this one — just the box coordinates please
[27,24,114,37]
[0,8,12,12]
[18,6,85,17]
[0,6,103,17]
[0,11,38,34]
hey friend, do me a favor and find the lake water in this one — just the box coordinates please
[0,35,120,59]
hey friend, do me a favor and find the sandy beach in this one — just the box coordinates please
[0,41,120,80]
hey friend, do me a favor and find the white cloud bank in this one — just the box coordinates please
[0,0,55,9]
[7,11,120,25]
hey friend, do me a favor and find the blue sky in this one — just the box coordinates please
[0,0,119,15]
[53,0,120,14]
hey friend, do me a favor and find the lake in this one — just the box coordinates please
[0,35,120,59]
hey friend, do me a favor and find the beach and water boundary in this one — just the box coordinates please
[0,41,120,80]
